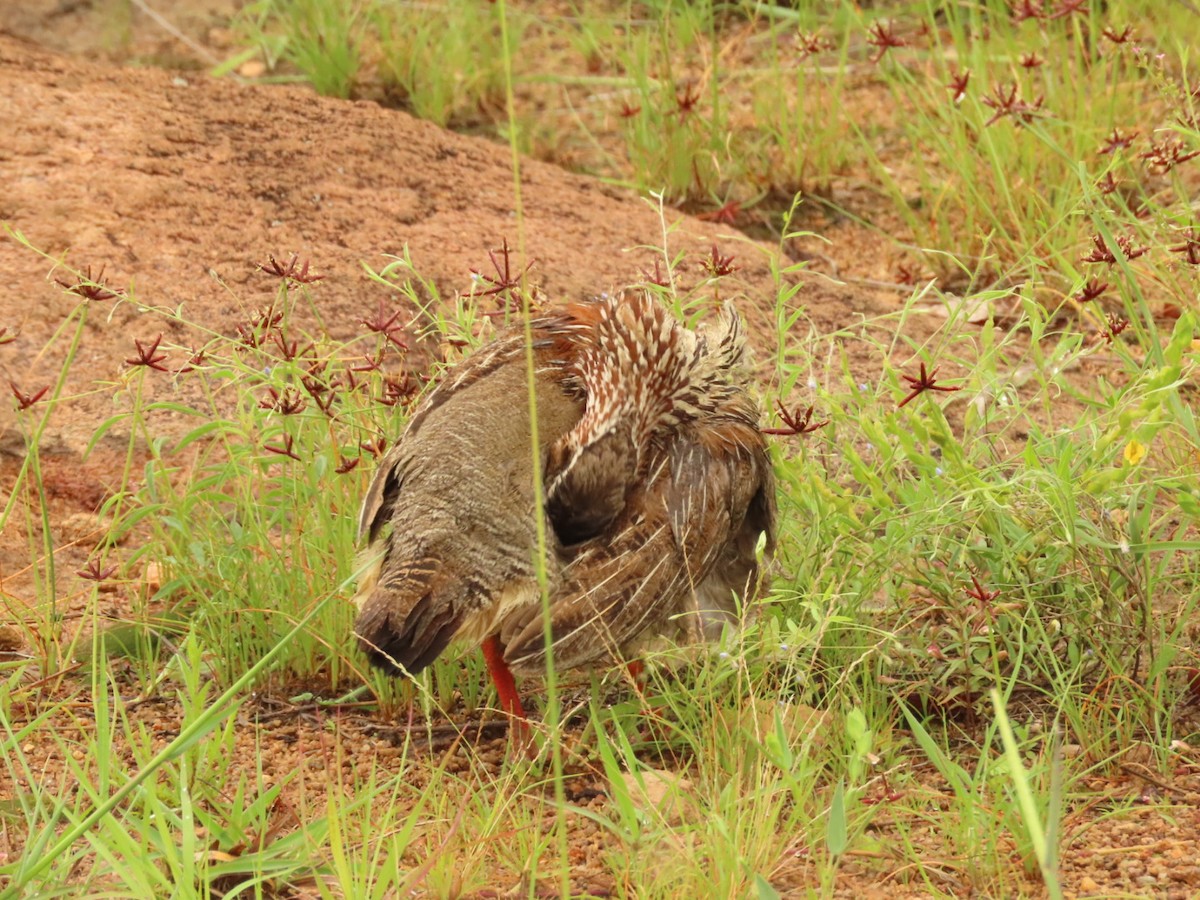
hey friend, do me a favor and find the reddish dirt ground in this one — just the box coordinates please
[3,6,1200,898]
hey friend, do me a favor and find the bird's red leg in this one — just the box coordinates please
[625,658,668,732]
[626,659,646,692]
[481,635,529,744]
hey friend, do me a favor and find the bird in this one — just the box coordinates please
[352,290,776,739]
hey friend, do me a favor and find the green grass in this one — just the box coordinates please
[236,0,1200,288]
[3,0,1200,896]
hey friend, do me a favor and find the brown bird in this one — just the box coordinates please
[353,291,775,735]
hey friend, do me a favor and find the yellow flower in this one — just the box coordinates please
[1123,439,1147,466]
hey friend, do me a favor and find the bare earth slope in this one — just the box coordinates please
[0,31,886,458]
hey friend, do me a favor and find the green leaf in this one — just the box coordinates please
[755,873,782,900]
[825,780,847,859]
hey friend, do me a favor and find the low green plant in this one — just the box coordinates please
[373,0,514,128]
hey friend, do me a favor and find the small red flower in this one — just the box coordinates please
[897,362,961,408]
[701,244,737,278]
[126,334,170,372]
[1099,128,1138,155]
[762,402,829,437]
[255,253,324,285]
[264,433,301,461]
[675,84,701,117]
[360,299,409,350]
[77,559,119,582]
[1082,233,1147,266]
[947,69,970,104]
[866,21,906,63]
[11,382,50,411]
[1074,278,1109,303]
[335,456,361,475]
[55,265,122,302]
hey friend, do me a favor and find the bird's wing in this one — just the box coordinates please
[500,473,684,672]
[677,419,776,635]
[503,422,766,672]
[357,444,407,544]
[545,422,636,546]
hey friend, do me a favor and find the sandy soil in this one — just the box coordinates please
[3,4,1200,898]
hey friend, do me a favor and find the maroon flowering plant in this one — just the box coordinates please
[302,372,337,416]
[127,334,170,372]
[360,437,388,459]
[897,362,961,408]
[762,402,829,437]
[641,259,671,288]
[11,382,49,411]
[675,84,701,117]
[1011,0,1045,23]
[259,386,307,416]
[255,253,324,285]
[470,238,534,317]
[272,332,314,362]
[360,298,409,350]
[866,21,906,63]
[264,433,301,461]
[697,199,741,226]
[981,83,1045,127]
[55,264,122,302]
[78,558,119,582]
[797,31,834,59]
[352,351,384,375]
[1047,0,1088,20]
[1095,172,1120,195]
[234,305,284,350]
[1081,233,1148,266]
[965,573,1001,605]
[379,374,419,408]
[701,244,737,278]
[176,348,208,375]
[1074,278,1109,303]
[1099,128,1138,155]
[947,69,970,104]
[894,260,929,285]
[1105,314,1130,342]
[1101,25,1135,45]
[1169,233,1200,266]
[1140,138,1200,173]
